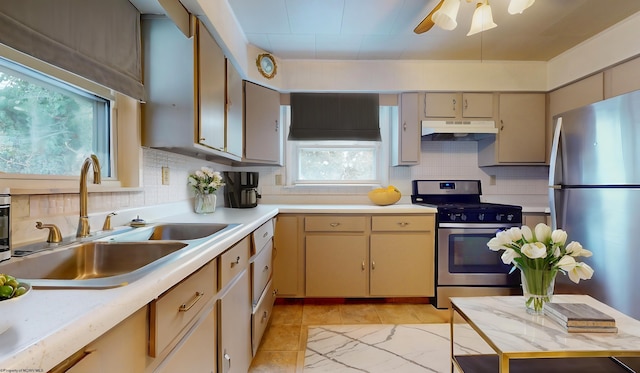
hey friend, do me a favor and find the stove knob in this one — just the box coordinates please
[479,213,485,221]
[461,213,467,221]
[450,214,457,221]
[496,214,503,221]
[507,214,514,221]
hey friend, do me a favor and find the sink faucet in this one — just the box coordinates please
[77,154,101,238]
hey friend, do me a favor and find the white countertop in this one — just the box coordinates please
[0,202,437,370]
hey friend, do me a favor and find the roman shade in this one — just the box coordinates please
[0,0,144,101]
[289,93,381,141]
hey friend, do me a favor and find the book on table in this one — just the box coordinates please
[544,303,617,332]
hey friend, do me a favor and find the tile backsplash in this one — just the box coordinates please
[11,141,548,246]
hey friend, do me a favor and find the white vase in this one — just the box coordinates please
[194,192,216,214]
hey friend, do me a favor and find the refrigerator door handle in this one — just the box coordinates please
[549,117,562,187]
[548,117,563,229]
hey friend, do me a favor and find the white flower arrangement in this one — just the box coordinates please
[187,167,225,194]
[487,223,594,283]
[488,223,595,313]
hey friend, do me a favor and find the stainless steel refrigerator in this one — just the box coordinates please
[549,90,640,320]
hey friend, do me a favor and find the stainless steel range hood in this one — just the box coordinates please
[421,120,498,140]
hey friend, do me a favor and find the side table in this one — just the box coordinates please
[449,295,640,373]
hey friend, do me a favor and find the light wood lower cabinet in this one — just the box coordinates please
[370,234,434,296]
[155,309,217,373]
[57,307,147,373]
[301,214,436,298]
[273,215,303,296]
[218,270,252,373]
[306,234,368,297]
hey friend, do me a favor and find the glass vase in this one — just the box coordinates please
[520,267,557,315]
[194,192,216,214]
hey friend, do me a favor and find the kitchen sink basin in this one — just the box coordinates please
[0,241,188,288]
[147,223,230,240]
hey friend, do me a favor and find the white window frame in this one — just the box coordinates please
[284,105,393,187]
[0,44,141,194]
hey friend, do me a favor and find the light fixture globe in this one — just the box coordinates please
[467,1,497,36]
[432,0,461,31]
[508,0,535,14]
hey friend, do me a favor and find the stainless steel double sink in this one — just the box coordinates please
[0,223,240,288]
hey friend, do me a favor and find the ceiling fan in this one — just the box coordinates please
[413,0,535,36]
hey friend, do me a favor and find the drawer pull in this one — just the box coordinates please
[261,310,268,322]
[178,291,204,312]
[397,222,410,227]
[372,261,376,270]
[329,222,340,227]
[263,265,269,272]
[361,260,365,271]
[231,256,241,267]
[262,231,269,238]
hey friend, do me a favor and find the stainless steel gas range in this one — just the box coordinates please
[411,180,523,308]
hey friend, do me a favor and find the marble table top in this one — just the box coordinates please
[450,295,640,357]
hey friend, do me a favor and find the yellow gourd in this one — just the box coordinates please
[368,185,401,206]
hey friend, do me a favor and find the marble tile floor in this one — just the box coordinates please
[248,299,451,373]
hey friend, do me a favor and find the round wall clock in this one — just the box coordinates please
[256,53,277,79]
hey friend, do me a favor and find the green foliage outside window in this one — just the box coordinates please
[0,60,109,176]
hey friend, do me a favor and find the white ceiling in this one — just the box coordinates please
[131,0,640,61]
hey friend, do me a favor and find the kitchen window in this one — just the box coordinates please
[285,106,393,186]
[0,46,141,193]
[0,58,111,177]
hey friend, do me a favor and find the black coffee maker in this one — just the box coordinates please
[223,172,260,208]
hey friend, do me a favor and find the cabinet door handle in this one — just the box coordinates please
[263,231,269,238]
[275,119,279,132]
[452,98,456,112]
[224,351,231,371]
[263,265,269,272]
[199,137,205,141]
[403,121,407,131]
[361,260,365,271]
[272,288,278,297]
[464,98,468,110]
[261,310,269,323]
[178,291,204,312]
[230,256,241,267]
[329,222,340,227]
[371,261,376,270]
[500,119,505,131]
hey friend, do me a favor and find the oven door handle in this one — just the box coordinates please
[438,223,517,229]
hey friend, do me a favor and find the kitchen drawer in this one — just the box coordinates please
[149,259,217,357]
[305,215,367,232]
[252,219,274,256]
[219,236,250,290]
[371,215,434,232]
[251,240,273,305]
[251,279,276,356]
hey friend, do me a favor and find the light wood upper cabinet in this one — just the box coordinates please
[197,21,226,151]
[424,92,494,119]
[243,81,282,165]
[141,17,240,162]
[225,59,243,158]
[478,93,546,166]
[604,57,640,99]
[391,93,420,166]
